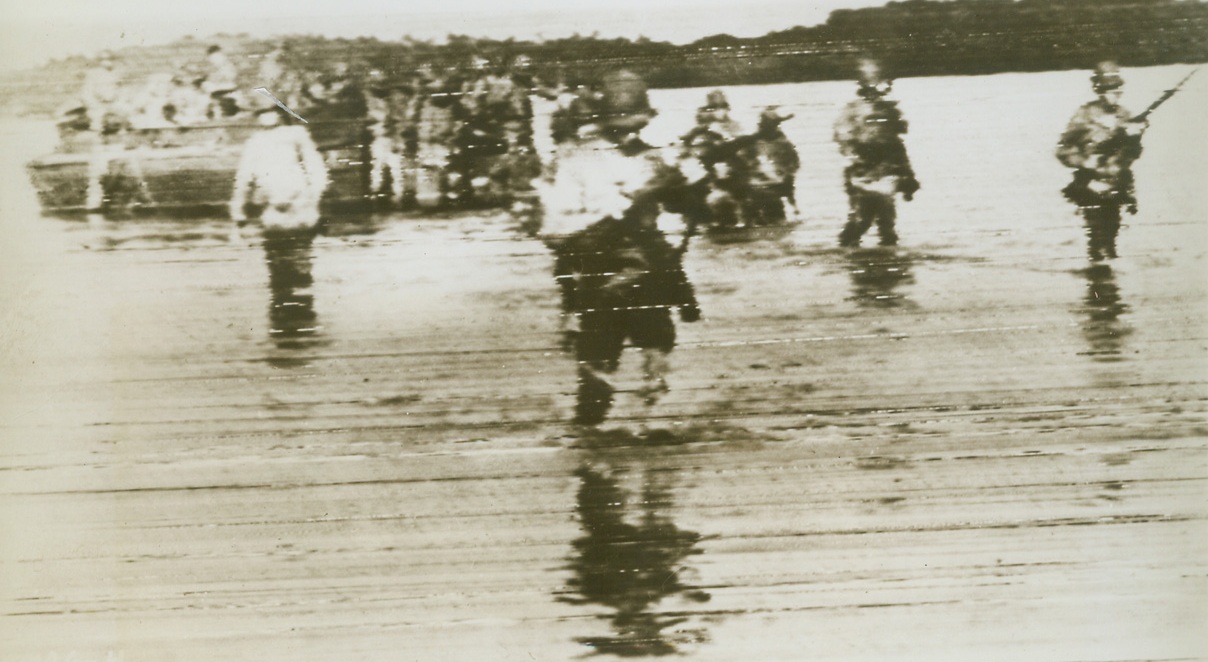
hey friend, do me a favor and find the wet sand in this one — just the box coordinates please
[2,67,1207,661]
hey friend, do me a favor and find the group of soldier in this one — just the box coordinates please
[225,54,1167,428]
[358,56,547,210]
[73,45,252,133]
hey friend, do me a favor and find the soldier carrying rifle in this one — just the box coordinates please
[1056,61,1195,261]
[540,71,704,427]
[833,58,920,248]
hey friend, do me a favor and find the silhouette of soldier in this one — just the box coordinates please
[1057,62,1146,261]
[409,63,464,207]
[541,71,703,427]
[726,106,800,227]
[679,90,742,158]
[364,70,406,208]
[834,58,919,247]
[230,105,330,363]
[677,90,743,230]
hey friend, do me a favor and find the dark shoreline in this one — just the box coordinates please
[3,0,1206,117]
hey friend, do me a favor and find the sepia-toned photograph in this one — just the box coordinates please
[1,1,1205,659]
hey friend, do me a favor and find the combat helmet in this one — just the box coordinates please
[597,70,657,132]
[702,89,730,110]
[758,105,794,128]
[1091,61,1124,93]
[856,57,893,97]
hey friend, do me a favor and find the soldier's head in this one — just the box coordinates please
[1092,61,1124,103]
[703,90,729,111]
[758,105,793,132]
[695,90,731,126]
[597,70,657,141]
[856,57,892,98]
[255,107,283,127]
[257,104,298,128]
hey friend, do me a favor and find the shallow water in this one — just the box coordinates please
[1,66,1206,661]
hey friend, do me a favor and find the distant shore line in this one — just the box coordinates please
[3,0,1206,116]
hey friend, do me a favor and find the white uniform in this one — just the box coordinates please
[537,133,687,242]
[229,125,329,229]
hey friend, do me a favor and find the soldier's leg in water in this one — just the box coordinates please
[745,188,783,226]
[630,308,677,407]
[765,191,787,225]
[401,130,420,209]
[1082,204,1114,261]
[1101,202,1122,259]
[839,186,874,247]
[707,188,740,229]
[388,148,406,206]
[575,311,624,426]
[368,137,388,198]
[873,192,899,246]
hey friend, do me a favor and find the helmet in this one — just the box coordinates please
[703,89,729,110]
[856,57,892,96]
[758,105,794,127]
[598,70,657,132]
[1092,61,1124,93]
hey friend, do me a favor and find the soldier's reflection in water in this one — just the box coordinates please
[845,247,916,309]
[1079,263,1132,361]
[262,228,323,367]
[561,448,711,656]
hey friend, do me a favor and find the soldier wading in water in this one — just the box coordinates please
[833,58,920,247]
[539,71,704,428]
[229,104,330,358]
[1056,62,1149,261]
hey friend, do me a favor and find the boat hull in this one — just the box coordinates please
[27,123,374,217]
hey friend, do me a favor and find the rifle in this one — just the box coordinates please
[1131,68,1198,124]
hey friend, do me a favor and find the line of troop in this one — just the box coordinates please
[228,56,1181,428]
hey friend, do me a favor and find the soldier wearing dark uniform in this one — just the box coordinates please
[542,71,703,427]
[833,59,919,247]
[364,70,406,207]
[677,90,743,230]
[726,106,800,227]
[409,64,462,207]
[1056,61,1146,261]
[448,56,543,209]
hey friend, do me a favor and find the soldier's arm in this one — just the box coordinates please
[1056,105,1095,168]
[295,129,330,207]
[1117,108,1146,160]
[833,104,860,156]
[778,139,801,175]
